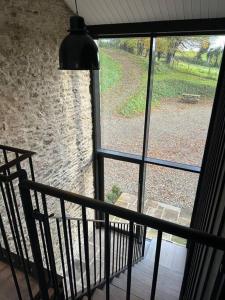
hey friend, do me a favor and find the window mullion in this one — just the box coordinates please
[137,36,156,213]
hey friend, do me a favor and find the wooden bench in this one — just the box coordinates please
[181,93,200,104]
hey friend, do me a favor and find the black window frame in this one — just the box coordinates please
[89,18,225,223]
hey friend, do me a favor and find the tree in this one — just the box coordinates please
[156,38,168,61]
[156,36,208,64]
[196,37,210,61]
[207,47,223,67]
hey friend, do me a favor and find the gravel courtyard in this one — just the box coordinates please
[100,49,213,225]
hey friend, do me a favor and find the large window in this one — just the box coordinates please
[100,37,149,155]
[96,35,225,238]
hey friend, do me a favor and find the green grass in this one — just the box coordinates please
[120,56,218,117]
[99,49,122,93]
[99,48,219,117]
[119,55,149,116]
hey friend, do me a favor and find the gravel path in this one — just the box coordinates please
[101,49,213,209]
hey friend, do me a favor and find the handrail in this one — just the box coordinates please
[23,177,225,251]
[0,153,34,174]
[0,145,35,155]
[0,145,35,174]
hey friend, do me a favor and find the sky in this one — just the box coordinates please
[211,36,225,48]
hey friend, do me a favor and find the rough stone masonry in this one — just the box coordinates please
[0,0,94,214]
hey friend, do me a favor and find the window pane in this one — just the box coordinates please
[99,38,150,155]
[104,159,139,214]
[144,165,199,231]
[148,35,225,165]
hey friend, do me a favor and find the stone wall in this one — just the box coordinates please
[0,0,94,214]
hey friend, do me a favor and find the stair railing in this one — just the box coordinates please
[49,216,145,299]
[18,169,225,300]
[0,145,57,300]
[0,145,40,299]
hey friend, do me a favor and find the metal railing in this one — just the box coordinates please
[18,169,225,300]
[0,146,37,299]
[50,217,144,299]
[0,145,57,300]
[0,146,144,300]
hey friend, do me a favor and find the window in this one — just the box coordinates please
[95,35,225,236]
[99,37,149,155]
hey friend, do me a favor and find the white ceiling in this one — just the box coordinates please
[65,0,225,25]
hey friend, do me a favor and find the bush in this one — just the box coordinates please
[106,185,122,204]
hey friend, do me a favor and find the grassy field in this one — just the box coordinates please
[99,50,122,93]
[120,56,219,117]
[100,48,219,117]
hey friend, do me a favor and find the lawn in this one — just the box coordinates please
[99,47,219,117]
[120,56,218,117]
[99,50,122,93]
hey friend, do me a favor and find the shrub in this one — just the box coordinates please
[106,185,122,204]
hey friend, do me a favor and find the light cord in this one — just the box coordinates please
[74,0,79,14]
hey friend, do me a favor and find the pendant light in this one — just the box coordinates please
[59,0,99,70]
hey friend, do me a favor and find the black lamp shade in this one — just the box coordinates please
[59,15,99,70]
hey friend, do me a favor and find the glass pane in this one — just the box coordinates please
[148,35,225,165]
[144,165,199,233]
[104,159,139,215]
[99,38,150,154]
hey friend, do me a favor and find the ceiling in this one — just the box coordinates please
[65,0,225,25]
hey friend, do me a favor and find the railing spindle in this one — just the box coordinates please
[41,193,59,294]
[125,223,129,265]
[82,205,91,300]
[142,226,147,257]
[3,150,30,263]
[135,226,138,261]
[93,221,97,285]
[0,215,22,300]
[119,223,122,270]
[122,223,125,268]
[99,221,102,282]
[133,225,136,264]
[77,220,84,292]
[126,221,134,300]
[57,219,68,300]
[104,213,110,300]
[0,182,19,256]
[150,230,162,300]
[68,219,77,296]
[19,171,49,300]
[112,223,116,274]
[60,198,75,300]
[116,223,119,273]
[39,221,51,282]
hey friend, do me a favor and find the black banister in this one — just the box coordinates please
[19,170,50,300]
[0,214,22,300]
[77,219,84,292]
[60,198,75,300]
[150,230,162,300]
[126,221,134,300]
[93,221,97,285]
[5,177,33,299]
[82,205,91,300]
[68,219,77,296]
[104,213,110,300]
[41,193,59,296]
[25,179,225,251]
[57,219,68,299]
[0,144,35,155]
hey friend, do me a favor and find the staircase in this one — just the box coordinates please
[0,145,225,300]
[51,216,145,299]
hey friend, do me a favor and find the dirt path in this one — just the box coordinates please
[101,49,143,115]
